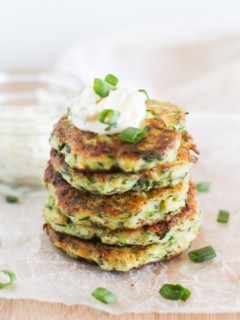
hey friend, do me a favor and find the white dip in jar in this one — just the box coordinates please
[0,71,82,193]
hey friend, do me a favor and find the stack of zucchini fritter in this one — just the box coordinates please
[43,101,200,272]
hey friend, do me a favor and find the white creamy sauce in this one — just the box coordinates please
[69,87,146,135]
[0,90,65,189]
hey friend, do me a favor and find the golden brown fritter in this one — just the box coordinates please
[44,182,201,271]
[44,182,197,246]
[50,130,198,195]
[44,164,190,230]
[49,101,187,172]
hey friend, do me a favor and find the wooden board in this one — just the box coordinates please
[0,299,239,320]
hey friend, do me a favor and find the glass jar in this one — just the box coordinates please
[0,70,82,194]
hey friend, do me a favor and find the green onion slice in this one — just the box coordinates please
[217,210,229,223]
[104,74,118,86]
[196,182,211,193]
[0,270,16,290]
[93,78,111,98]
[91,287,117,304]
[119,127,146,143]
[98,109,120,131]
[159,284,191,301]
[188,246,216,263]
[138,89,149,101]
[5,195,19,204]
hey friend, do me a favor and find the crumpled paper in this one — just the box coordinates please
[0,113,240,315]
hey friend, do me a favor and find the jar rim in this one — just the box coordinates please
[0,69,83,125]
[0,69,83,112]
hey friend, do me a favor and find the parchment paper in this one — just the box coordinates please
[0,113,240,315]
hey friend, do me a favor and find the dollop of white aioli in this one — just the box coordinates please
[69,87,146,135]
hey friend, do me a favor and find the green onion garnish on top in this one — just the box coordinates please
[93,74,118,98]
[91,287,117,304]
[217,210,229,223]
[5,195,19,204]
[188,246,216,263]
[138,89,149,101]
[93,78,112,98]
[0,270,16,290]
[119,127,146,144]
[196,182,211,193]
[104,74,119,86]
[98,109,120,131]
[159,284,191,302]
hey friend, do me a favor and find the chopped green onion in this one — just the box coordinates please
[5,195,19,204]
[93,78,111,98]
[180,287,191,301]
[196,182,211,193]
[104,74,118,86]
[0,270,16,290]
[98,109,120,131]
[91,287,117,304]
[119,127,146,144]
[188,246,216,263]
[159,284,191,301]
[138,89,149,101]
[217,210,229,223]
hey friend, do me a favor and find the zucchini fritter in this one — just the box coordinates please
[50,131,198,195]
[43,183,200,272]
[43,182,197,246]
[44,164,190,230]
[49,101,187,172]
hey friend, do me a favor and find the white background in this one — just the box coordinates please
[0,0,239,70]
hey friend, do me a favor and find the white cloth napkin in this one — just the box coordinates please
[56,18,240,114]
